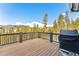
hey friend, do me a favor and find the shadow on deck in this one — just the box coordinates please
[0,38,59,56]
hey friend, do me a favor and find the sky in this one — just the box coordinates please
[0,3,79,25]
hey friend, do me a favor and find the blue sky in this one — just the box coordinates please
[0,3,79,25]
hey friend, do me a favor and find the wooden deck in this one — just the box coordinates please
[0,38,59,56]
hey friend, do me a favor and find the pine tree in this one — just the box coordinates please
[43,13,48,27]
[42,13,48,32]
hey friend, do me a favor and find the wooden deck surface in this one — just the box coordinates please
[0,38,59,56]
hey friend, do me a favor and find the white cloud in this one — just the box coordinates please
[16,22,23,25]
[16,21,53,28]
[62,13,66,16]
[47,24,53,27]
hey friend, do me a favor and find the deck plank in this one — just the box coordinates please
[0,38,59,56]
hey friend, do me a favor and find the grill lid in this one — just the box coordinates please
[59,30,78,41]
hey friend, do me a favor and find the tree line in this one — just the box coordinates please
[0,13,79,34]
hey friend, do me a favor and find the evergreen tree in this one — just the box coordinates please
[42,13,48,32]
[43,13,48,27]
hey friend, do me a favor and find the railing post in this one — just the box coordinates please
[19,32,23,43]
[30,32,31,39]
[38,32,40,38]
[49,32,53,42]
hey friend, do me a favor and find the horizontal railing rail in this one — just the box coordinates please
[0,32,60,46]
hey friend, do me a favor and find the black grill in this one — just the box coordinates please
[59,30,79,54]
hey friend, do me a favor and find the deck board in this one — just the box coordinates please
[0,38,59,56]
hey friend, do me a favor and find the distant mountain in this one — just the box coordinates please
[16,21,53,28]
